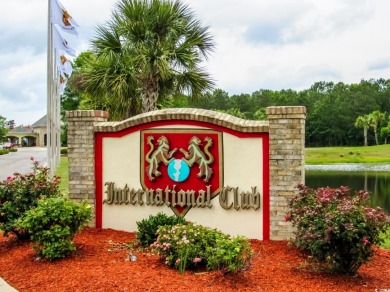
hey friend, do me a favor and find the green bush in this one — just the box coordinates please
[0,159,61,239]
[151,222,252,274]
[287,184,390,275]
[9,148,17,152]
[0,149,9,155]
[60,148,68,155]
[17,197,92,260]
[380,228,390,250]
[205,234,252,273]
[136,212,186,247]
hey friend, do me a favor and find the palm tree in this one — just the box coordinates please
[354,115,371,146]
[82,0,215,117]
[369,110,385,145]
[380,122,390,144]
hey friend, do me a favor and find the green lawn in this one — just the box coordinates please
[55,156,69,194]
[305,144,390,164]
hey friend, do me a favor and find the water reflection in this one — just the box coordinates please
[305,164,390,215]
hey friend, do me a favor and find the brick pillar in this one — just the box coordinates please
[266,106,306,240]
[66,110,109,225]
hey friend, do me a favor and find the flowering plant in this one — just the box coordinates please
[136,212,186,247]
[0,159,61,239]
[287,184,390,275]
[150,222,252,274]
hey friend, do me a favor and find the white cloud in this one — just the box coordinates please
[1,0,390,125]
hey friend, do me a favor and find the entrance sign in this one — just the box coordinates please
[66,107,306,240]
[95,119,269,240]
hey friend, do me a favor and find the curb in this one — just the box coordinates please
[0,277,18,291]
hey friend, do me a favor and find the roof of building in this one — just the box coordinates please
[31,115,47,128]
[8,126,34,133]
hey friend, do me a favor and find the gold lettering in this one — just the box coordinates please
[206,185,212,208]
[233,187,240,211]
[123,184,130,205]
[241,191,251,210]
[219,186,232,210]
[146,189,155,206]
[177,190,186,207]
[171,185,177,207]
[251,187,261,210]
[136,189,144,206]
[102,182,261,211]
[187,190,196,207]
[155,189,164,206]
[129,188,137,205]
[164,186,171,207]
[114,186,122,205]
[103,182,114,205]
[197,190,206,207]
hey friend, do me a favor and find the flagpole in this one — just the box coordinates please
[47,0,53,173]
[48,0,79,175]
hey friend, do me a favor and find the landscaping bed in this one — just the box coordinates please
[1,227,389,291]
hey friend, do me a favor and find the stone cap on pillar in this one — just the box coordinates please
[66,110,109,119]
[266,106,306,119]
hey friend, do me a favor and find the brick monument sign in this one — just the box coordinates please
[66,106,306,240]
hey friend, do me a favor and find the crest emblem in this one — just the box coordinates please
[141,129,223,216]
[62,9,72,27]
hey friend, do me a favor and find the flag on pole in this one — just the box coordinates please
[59,71,67,94]
[56,51,73,77]
[50,0,79,36]
[52,26,76,57]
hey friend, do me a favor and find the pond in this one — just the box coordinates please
[305,164,390,215]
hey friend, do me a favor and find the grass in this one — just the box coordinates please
[55,156,69,195]
[305,144,390,164]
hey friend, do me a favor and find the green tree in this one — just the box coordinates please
[81,0,215,117]
[369,110,385,145]
[380,121,390,144]
[6,120,15,130]
[0,116,8,143]
[355,115,371,146]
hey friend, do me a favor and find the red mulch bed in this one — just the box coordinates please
[1,227,390,292]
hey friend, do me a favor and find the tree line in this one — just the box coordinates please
[172,80,390,147]
[64,75,390,147]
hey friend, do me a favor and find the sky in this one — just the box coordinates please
[1,0,390,126]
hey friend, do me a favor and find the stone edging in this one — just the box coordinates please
[91,108,269,133]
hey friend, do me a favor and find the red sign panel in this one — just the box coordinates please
[140,129,223,216]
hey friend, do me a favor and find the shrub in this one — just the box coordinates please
[0,159,61,239]
[287,184,390,275]
[205,234,252,273]
[136,212,186,247]
[17,197,92,260]
[60,148,68,155]
[0,149,9,155]
[9,148,18,152]
[151,222,252,274]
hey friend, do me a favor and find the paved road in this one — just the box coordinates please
[0,147,48,181]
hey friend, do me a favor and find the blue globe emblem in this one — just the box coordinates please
[168,159,190,182]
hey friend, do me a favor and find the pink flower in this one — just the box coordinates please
[175,258,181,264]
[285,215,290,222]
[362,237,370,245]
[193,257,202,263]
[30,157,34,161]
[7,176,12,180]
